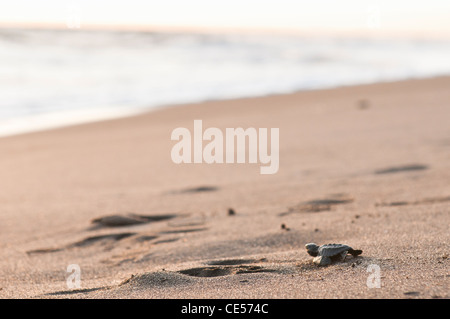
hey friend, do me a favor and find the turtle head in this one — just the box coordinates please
[305,243,320,257]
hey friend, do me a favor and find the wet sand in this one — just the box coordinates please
[0,76,449,298]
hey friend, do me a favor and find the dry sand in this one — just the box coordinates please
[0,77,448,299]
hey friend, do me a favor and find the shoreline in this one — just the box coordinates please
[3,23,450,40]
[0,76,449,298]
[2,75,448,140]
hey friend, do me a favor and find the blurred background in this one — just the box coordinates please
[1,0,450,136]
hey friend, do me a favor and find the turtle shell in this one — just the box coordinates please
[318,243,352,257]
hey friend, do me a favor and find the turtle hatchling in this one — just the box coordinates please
[305,243,362,266]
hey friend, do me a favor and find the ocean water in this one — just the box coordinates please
[1,28,450,136]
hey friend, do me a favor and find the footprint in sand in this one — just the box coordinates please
[176,258,274,278]
[167,186,219,195]
[280,194,354,216]
[69,232,136,248]
[26,248,62,255]
[27,211,208,257]
[91,213,178,229]
[374,164,428,175]
[375,195,450,207]
[44,287,106,296]
[27,223,207,256]
[26,233,136,254]
[178,265,277,278]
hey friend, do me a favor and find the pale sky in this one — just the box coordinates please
[1,0,450,36]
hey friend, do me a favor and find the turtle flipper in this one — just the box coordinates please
[313,256,332,266]
[348,249,362,256]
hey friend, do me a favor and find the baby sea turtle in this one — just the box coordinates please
[305,243,362,266]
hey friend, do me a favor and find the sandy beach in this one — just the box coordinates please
[0,76,448,299]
